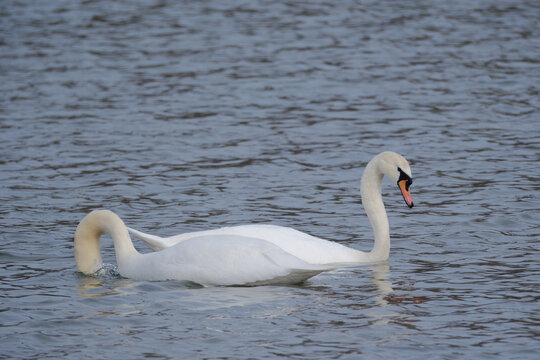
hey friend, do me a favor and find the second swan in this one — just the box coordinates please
[128,151,414,266]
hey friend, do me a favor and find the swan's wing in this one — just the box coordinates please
[129,235,333,286]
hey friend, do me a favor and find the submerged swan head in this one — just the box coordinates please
[371,151,414,208]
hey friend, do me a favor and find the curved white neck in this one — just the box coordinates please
[360,158,390,262]
[74,210,139,274]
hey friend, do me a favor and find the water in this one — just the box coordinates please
[1,0,539,358]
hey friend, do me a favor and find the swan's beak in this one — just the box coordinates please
[398,179,414,208]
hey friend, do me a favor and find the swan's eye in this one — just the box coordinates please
[397,167,412,190]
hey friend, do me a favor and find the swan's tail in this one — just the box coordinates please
[126,227,168,251]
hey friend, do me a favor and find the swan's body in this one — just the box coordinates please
[74,210,331,286]
[128,151,414,265]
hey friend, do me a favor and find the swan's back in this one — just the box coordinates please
[129,224,368,265]
[223,225,367,264]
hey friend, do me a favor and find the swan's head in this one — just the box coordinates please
[376,151,414,208]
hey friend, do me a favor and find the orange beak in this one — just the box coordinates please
[398,179,414,208]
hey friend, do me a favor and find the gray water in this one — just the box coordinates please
[1,0,539,358]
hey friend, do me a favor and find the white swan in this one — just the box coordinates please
[74,210,330,286]
[127,151,414,264]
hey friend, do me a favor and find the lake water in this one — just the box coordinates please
[1,0,539,358]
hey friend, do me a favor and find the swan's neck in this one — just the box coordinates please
[74,210,139,274]
[361,159,390,262]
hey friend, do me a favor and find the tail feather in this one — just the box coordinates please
[126,227,167,251]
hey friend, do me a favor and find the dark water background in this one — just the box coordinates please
[1,0,539,358]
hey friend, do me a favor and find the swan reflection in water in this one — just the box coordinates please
[74,263,405,313]
[370,263,429,307]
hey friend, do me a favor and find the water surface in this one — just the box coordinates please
[1,1,539,359]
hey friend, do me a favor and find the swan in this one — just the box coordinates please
[127,151,414,264]
[74,210,331,286]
